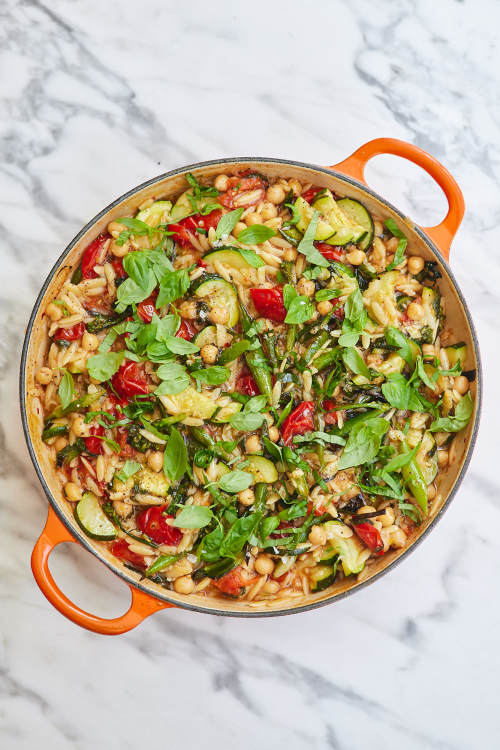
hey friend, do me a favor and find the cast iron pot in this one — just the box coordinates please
[21,138,482,634]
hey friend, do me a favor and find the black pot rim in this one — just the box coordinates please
[20,156,483,618]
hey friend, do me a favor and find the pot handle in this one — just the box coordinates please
[329,138,465,260]
[31,506,173,635]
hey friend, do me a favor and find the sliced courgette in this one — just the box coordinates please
[294,197,336,242]
[445,343,467,369]
[245,455,278,483]
[336,198,374,251]
[319,545,339,565]
[212,402,242,423]
[136,200,173,227]
[170,189,217,221]
[415,431,438,485]
[203,248,253,270]
[279,225,303,247]
[312,190,366,245]
[75,492,117,541]
[159,386,218,420]
[193,325,217,348]
[193,274,239,327]
[420,287,441,343]
[135,467,170,497]
[323,522,368,576]
[310,563,338,592]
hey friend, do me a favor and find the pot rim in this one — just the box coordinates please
[20,156,483,617]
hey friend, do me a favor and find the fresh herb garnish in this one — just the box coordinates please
[58,370,74,410]
[237,225,276,245]
[296,211,329,268]
[163,428,187,481]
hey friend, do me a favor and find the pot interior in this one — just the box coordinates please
[23,159,481,616]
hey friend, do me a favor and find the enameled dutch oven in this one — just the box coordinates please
[21,138,482,634]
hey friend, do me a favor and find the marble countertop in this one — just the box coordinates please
[1,1,499,748]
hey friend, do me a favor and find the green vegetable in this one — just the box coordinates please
[381,373,428,412]
[338,289,366,347]
[430,393,473,433]
[218,469,254,493]
[384,326,420,366]
[342,348,370,379]
[163,428,188,481]
[191,366,230,386]
[283,283,315,324]
[337,418,389,470]
[219,513,262,557]
[56,439,85,467]
[146,555,180,576]
[41,424,69,442]
[75,492,117,541]
[215,207,244,238]
[296,210,329,267]
[156,268,190,308]
[86,351,125,382]
[114,460,142,484]
[58,370,74,410]
[237,225,276,245]
[173,506,213,529]
[239,305,273,404]
[402,457,428,514]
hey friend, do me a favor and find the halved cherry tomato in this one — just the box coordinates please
[54,321,85,341]
[81,234,109,279]
[281,401,315,446]
[212,566,256,596]
[136,291,158,323]
[111,361,149,398]
[84,424,105,455]
[176,319,196,341]
[219,173,267,209]
[314,242,343,262]
[111,258,126,280]
[110,539,146,568]
[136,506,182,546]
[167,216,198,248]
[236,373,260,397]
[301,187,323,204]
[322,399,338,426]
[354,522,384,554]
[249,287,286,323]
[195,209,222,231]
[196,258,207,267]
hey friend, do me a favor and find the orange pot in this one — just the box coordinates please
[21,138,481,634]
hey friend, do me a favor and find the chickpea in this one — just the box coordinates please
[283,247,298,262]
[346,249,366,266]
[208,306,230,325]
[81,332,99,351]
[437,450,449,467]
[107,221,124,238]
[46,302,62,322]
[54,436,67,453]
[214,174,229,192]
[201,344,219,364]
[390,528,407,549]
[178,300,198,319]
[147,451,164,473]
[296,278,315,297]
[238,488,255,506]
[72,416,89,438]
[317,300,333,316]
[308,524,327,546]
[245,212,263,226]
[260,202,278,221]
[288,179,302,196]
[374,220,384,236]
[173,575,195,595]
[386,236,399,252]
[268,426,279,442]
[234,221,247,235]
[254,554,275,576]
[245,434,262,454]
[427,484,436,500]
[263,580,280,594]
[380,506,395,527]
[408,256,425,275]
[113,500,133,518]
[36,367,53,385]
[454,375,469,395]
[266,184,286,205]
[64,482,82,502]
[110,239,130,258]
[407,301,424,321]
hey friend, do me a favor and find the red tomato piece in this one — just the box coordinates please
[136,506,182,546]
[281,401,315,446]
[236,373,260,396]
[110,539,146,568]
[219,174,267,209]
[111,258,126,280]
[111,361,149,397]
[84,424,105,455]
[249,287,286,323]
[212,566,256,596]
[167,216,198,248]
[136,292,158,323]
[196,258,207,267]
[81,234,109,279]
[196,209,222,231]
[301,187,323,204]
[54,321,85,341]
[322,399,338,426]
[116,426,134,457]
[314,242,343,262]
[354,522,384,554]
[176,319,196,341]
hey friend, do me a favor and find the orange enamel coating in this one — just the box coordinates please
[31,506,173,634]
[330,138,465,260]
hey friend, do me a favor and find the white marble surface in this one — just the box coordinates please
[1,0,499,747]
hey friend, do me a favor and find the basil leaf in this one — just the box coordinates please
[192,366,230,386]
[237,225,276,245]
[58,370,74,410]
[115,459,142,483]
[115,275,157,312]
[173,505,213,529]
[199,522,224,562]
[342,348,370,379]
[384,218,406,239]
[215,208,244,239]
[296,211,329,267]
[156,314,180,340]
[229,412,265,431]
[282,283,314,324]
[163,336,199,355]
[384,326,418,366]
[86,351,125,382]
[315,289,342,301]
[163,427,187,481]
[217,339,251,365]
[338,288,366,347]
[218,469,254,493]
[292,431,346,446]
[384,444,419,473]
[381,373,426,411]
[156,269,190,308]
[245,395,267,413]
[337,417,389,470]
[416,356,437,390]
[123,252,153,291]
[237,247,265,267]
[155,363,190,395]
[430,393,473,433]
[147,250,175,282]
[386,238,407,271]
[219,513,262,557]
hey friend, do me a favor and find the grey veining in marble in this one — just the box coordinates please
[1,0,499,748]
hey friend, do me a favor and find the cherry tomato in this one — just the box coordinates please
[176,319,196,340]
[196,258,207,267]
[136,506,182,546]
[301,187,323,204]
[81,234,109,279]
[249,287,286,323]
[333,305,345,321]
[54,321,85,341]
[219,173,267,209]
[195,209,222,231]
[322,399,338,426]
[111,361,149,398]
[354,522,384,554]
[112,258,126,280]
[84,424,105,455]
[167,216,198,248]
[136,292,158,323]
[116,426,134,457]
[110,539,146,568]
[307,501,327,516]
[212,566,255,596]
[314,242,343,262]
[281,401,315,445]
[236,373,260,396]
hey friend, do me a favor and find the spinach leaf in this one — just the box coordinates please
[381,373,426,411]
[296,211,329,268]
[337,417,389,469]
[237,226,276,245]
[86,351,125,382]
[156,269,190,308]
[430,393,473,433]
[198,522,224,562]
[219,513,262,557]
[58,370,74,410]
[173,505,213,529]
[163,427,187,481]
[215,208,244,238]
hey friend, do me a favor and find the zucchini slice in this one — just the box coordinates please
[212,402,242,423]
[75,492,117,541]
[135,467,170,497]
[415,431,438,485]
[323,523,368,575]
[159,386,218,420]
[420,287,441,343]
[170,189,217,221]
[279,225,303,247]
[193,325,217,348]
[294,197,336,242]
[245,455,278,483]
[336,198,374,251]
[203,248,253,270]
[136,200,172,227]
[312,190,366,246]
[193,274,239,327]
[445,343,467,368]
[310,563,338,593]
